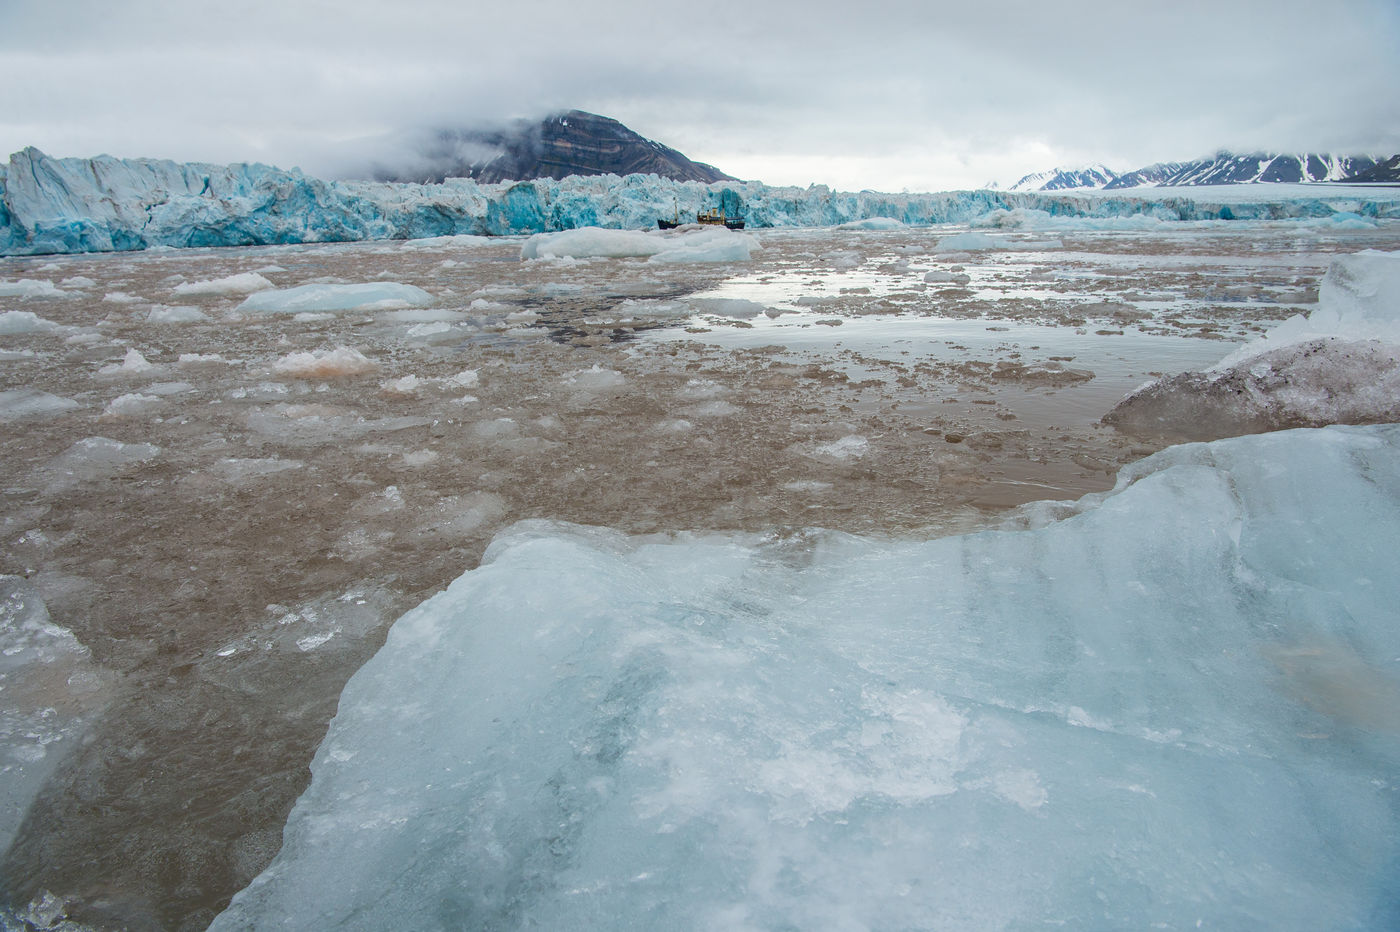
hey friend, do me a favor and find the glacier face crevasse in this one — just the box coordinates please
[3,148,1398,256]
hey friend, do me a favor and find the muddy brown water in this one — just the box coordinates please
[1,223,1396,929]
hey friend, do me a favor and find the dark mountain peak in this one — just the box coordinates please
[1102,162,1188,189]
[1339,154,1400,183]
[370,110,735,185]
[1105,152,1380,188]
[1007,164,1118,192]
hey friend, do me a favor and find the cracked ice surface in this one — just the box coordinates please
[0,220,1398,928]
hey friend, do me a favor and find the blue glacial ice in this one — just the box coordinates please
[211,424,1400,931]
[4,147,1399,256]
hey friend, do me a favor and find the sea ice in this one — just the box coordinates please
[172,272,274,297]
[96,348,155,376]
[271,346,378,379]
[521,227,760,263]
[0,389,79,421]
[146,305,209,324]
[688,297,768,319]
[210,424,1400,932]
[0,311,60,334]
[102,392,164,417]
[837,217,907,230]
[1205,249,1400,372]
[521,228,661,260]
[561,365,625,391]
[0,577,112,855]
[0,280,64,298]
[647,228,760,263]
[935,231,1063,252]
[41,436,160,492]
[238,283,434,314]
[1106,250,1400,441]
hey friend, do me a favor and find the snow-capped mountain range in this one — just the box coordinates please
[1006,152,1394,192]
[1007,164,1118,192]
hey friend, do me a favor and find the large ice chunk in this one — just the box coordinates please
[0,389,79,421]
[1214,249,1400,370]
[213,425,1400,931]
[41,436,160,491]
[172,272,275,297]
[0,577,113,854]
[520,226,759,263]
[0,311,61,334]
[1107,250,1400,441]
[237,283,434,314]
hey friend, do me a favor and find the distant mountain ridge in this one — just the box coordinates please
[1008,164,1117,192]
[1101,162,1187,190]
[1008,151,1393,192]
[1335,154,1400,184]
[368,110,735,185]
[1110,152,1380,188]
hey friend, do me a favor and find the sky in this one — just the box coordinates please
[2,0,1398,192]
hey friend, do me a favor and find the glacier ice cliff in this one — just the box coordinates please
[3,147,1399,256]
[210,424,1400,931]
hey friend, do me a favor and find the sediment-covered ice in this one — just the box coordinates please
[271,346,378,379]
[5,147,1397,256]
[212,424,1400,932]
[1106,250,1400,441]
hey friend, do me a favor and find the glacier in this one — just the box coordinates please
[3,147,1399,256]
[210,424,1400,931]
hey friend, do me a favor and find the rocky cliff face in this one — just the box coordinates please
[372,111,735,185]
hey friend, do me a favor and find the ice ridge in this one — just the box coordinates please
[3,147,1398,256]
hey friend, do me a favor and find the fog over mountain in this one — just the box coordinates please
[356,111,734,185]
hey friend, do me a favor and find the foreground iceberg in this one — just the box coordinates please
[4,147,1398,255]
[212,425,1400,931]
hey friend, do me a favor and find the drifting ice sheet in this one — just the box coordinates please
[213,425,1400,931]
[521,227,760,263]
[238,283,434,314]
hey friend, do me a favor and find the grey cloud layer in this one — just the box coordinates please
[2,0,1396,190]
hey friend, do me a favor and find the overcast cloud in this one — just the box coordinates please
[2,0,1397,191]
